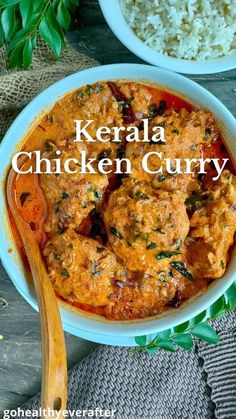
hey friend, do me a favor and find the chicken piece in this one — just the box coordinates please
[186,171,236,279]
[105,272,177,320]
[75,82,124,137]
[40,82,124,148]
[104,178,190,273]
[43,229,127,306]
[104,262,205,320]
[40,139,108,235]
[118,82,153,117]
[74,83,126,189]
[126,108,219,192]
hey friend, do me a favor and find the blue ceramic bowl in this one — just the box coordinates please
[0,64,236,345]
[99,0,236,74]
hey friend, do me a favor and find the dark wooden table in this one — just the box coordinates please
[0,0,236,414]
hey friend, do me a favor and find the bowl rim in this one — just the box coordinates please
[0,63,236,342]
[99,0,236,75]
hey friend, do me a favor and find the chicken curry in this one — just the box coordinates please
[10,81,236,320]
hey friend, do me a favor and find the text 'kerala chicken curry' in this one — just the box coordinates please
[10,81,236,320]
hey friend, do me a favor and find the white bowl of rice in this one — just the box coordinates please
[99,0,236,74]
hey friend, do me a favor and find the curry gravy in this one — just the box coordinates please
[9,81,236,320]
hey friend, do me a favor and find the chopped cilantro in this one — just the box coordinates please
[91,260,102,277]
[157,175,167,182]
[61,269,70,279]
[44,140,54,152]
[119,97,134,108]
[204,128,212,140]
[85,85,93,95]
[57,222,64,235]
[155,227,165,235]
[110,226,123,239]
[62,192,69,200]
[54,201,61,213]
[175,238,182,251]
[147,242,158,250]
[156,251,181,260]
[78,90,84,98]
[132,190,149,201]
[169,261,194,281]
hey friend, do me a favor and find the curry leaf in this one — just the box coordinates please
[6,13,41,53]
[0,14,4,47]
[57,0,71,31]
[23,38,33,70]
[7,28,29,53]
[133,282,236,355]
[157,341,176,352]
[155,329,171,341]
[39,17,62,58]
[192,323,220,344]
[9,41,24,68]
[19,0,32,28]
[174,321,189,334]
[226,283,236,309]
[172,334,193,350]
[1,5,15,41]
[31,34,37,49]
[1,0,79,69]
[32,1,44,13]
[46,4,65,46]
[210,295,226,319]
[189,310,207,327]
[135,336,147,347]
[13,15,21,37]
[0,0,20,5]
[147,347,159,355]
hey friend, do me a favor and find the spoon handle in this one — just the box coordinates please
[28,233,68,417]
[7,171,67,418]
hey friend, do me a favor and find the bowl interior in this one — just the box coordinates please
[99,0,236,75]
[0,64,236,344]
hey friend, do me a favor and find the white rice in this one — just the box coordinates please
[120,0,236,60]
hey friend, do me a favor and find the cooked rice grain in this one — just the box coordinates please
[120,0,236,60]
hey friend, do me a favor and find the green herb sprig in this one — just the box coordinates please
[0,0,79,69]
[130,282,236,355]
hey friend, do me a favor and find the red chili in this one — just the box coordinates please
[168,291,183,308]
[107,82,135,124]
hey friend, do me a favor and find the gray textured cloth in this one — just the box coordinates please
[12,310,236,419]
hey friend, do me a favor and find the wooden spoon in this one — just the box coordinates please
[7,157,67,419]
